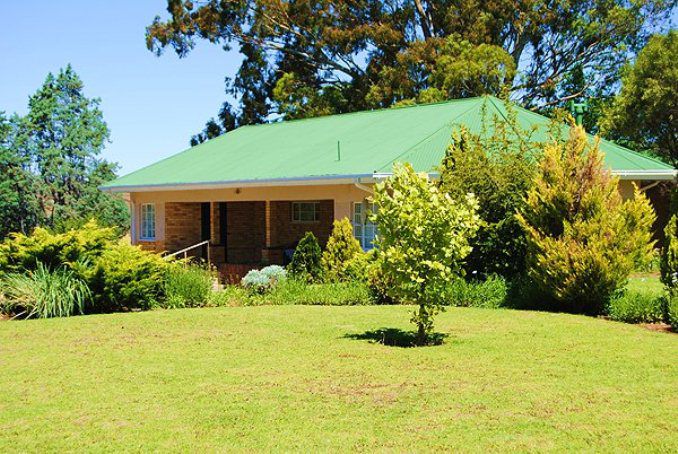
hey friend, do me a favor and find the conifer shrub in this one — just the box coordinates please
[288,232,323,283]
[660,214,678,292]
[321,218,364,282]
[517,126,656,315]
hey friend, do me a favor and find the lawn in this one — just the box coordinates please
[1,306,676,451]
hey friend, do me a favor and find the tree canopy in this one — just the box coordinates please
[0,66,129,238]
[146,0,674,141]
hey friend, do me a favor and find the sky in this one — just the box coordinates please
[0,1,241,175]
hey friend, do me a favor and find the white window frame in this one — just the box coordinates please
[139,203,156,241]
[352,201,377,250]
[292,201,320,223]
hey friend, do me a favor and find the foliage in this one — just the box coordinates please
[241,265,288,294]
[1,263,90,319]
[90,244,169,311]
[0,220,118,277]
[288,232,323,283]
[517,125,656,315]
[254,279,373,306]
[607,291,667,324]
[372,162,481,344]
[667,294,678,331]
[163,264,214,308]
[601,31,677,167]
[444,276,508,309]
[438,105,537,277]
[321,218,364,282]
[147,0,672,139]
[0,66,128,239]
[660,214,678,292]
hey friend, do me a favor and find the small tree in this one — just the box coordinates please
[373,163,480,345]
[288,232,323,283]
[517,126,656,314]
[321,218,364,282]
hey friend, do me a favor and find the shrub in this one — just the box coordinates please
[607,291,666,324]
[444,275,508,309]
[90,244,169,311]
[288,232,323,283]
[1,263,90,318]
[163,264,213,308]
[0,220,117,277]
[660,214,678,292]
[241,265,287,294]
[321,218,364,282]
[667,295,678,331]
[207,285,249,307]
[372,162,481,344]
[438,118,537,278]
[254,279,373,306]
[517,126,655,315]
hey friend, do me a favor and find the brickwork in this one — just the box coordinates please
[269,200,334,248]
[137,240,165,253]
[225,201,266,263]
[165,202,202,254]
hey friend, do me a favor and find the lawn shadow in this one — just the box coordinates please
[343,328,448,348]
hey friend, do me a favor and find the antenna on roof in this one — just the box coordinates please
[337,140,341,161]
[569,100,588,127]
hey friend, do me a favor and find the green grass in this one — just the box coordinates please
[627,274,665,294]
[1,306,676,451]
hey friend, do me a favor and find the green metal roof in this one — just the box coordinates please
[103,96,675,191]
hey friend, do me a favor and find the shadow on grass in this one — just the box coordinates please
[343,328,448,348]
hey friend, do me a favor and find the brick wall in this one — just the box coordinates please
[225,201,266,263]
[137,240,165,253]
[165,202,202,254]
[269,200,334,248]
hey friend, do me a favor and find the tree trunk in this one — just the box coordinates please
[416,304,427,346]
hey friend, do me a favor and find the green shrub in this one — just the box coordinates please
[163,264,213,308]
[444,275,508,309]
[288,232,323,283]
[91,244,169,311]
[667,294,678,331]
[1,263,90,318]
[660,214,678,292]
[366,252,397,304]
[207,285,249,307]
[257,279,373,306]
[517,126,655,315]
[0,220,118,277]
[321,218,364,282]
[607,291,666,324]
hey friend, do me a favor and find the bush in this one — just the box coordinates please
[163,264,213,308]
[1,263,90,318]
[444,275,508,309]
[90,244,169,311]
[517,126,655,315]
[207,285,249,307]
[321,218,364,282]
[667,295,678,331]
[660,214,678,292]
[0,220,117,277]
[607,291,666,324]
[288,232,323,282]
[254,279,373,306]
[241,265,287,294]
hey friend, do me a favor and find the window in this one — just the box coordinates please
[292,202,320,222]
[352,201,377,250]
[140,203,156,240]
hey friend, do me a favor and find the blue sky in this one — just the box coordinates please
[0,1,241,174]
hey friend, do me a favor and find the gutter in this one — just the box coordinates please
[101,168,676,193]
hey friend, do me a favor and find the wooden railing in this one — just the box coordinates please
[164,240,211,264]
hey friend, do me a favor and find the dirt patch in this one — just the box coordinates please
[641,323,674,334]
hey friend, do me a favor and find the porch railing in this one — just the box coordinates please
[164,240,211,264]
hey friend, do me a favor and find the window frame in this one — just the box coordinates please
[292,201,321,223]
[139,203,156,241]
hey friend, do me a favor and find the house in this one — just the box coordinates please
[101,96,676,275]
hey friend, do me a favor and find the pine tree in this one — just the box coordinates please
[288,232,323,283]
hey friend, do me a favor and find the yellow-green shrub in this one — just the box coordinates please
[517,126,655,314]
[660,214,678,292]
[91,244,170,311]
[321,218,364,282]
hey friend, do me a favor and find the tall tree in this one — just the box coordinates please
[146,0,674,140]
[2,66,129,237]
[0,113,41,238]
[601,31,677,167]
